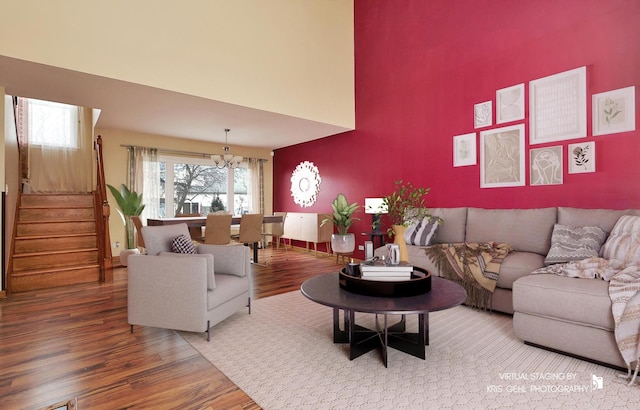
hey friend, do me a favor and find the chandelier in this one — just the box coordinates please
[211,128,243,169]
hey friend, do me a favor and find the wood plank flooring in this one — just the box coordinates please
[0,246,345,409]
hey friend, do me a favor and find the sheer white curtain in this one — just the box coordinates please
[22,100,93,193]
[129,146,160,222]
[247,158,264,214]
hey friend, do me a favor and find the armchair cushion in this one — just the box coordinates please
[172,234,197,254]
[198,243,250,278]
[159,252,215,289]
[142,223,191,255]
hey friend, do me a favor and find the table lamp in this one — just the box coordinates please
[364,198,388,233]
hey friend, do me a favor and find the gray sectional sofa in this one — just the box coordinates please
[375,206,640,369]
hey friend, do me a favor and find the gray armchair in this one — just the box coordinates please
[127,223,251,341]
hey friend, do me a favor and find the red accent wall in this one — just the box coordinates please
[273,0,640,257]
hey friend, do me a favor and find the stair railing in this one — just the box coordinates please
[95,135,113,281]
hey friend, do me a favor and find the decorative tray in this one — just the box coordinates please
[339,267,432,297]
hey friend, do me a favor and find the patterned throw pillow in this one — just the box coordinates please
[171,234,197,254]
[404,217,439,246]
[544,224,607,265]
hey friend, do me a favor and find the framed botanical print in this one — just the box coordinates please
[453,133,477,167]
[592,86,636,136]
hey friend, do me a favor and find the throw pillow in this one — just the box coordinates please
[544,224,607,265]
[171,234,197,254]
[601,215,640,263]
[404,216,439,246]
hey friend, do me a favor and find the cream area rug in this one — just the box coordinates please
[181,291,640,409]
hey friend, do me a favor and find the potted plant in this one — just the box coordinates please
[321,193,360,254]
[382,180,435,261]
[107,183,145,266]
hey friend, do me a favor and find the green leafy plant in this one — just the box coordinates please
[382,180,435,236]
[107,184,145,249]
[321,193,360,235]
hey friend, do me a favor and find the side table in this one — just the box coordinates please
[361,231,386,250]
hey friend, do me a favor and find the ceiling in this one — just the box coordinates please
[0,55,351,150]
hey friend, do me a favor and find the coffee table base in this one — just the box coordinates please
[332,308,428,368]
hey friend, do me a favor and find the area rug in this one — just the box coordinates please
[181,291,640,409]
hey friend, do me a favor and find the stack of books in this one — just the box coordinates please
[359,260,414,281]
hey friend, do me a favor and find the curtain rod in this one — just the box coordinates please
[120,144,268,162]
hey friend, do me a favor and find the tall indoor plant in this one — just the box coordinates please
[322,193,360,254]
[382,180,434,262]
[107,183,145,265]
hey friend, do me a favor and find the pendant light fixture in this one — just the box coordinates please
[211,128,243,169]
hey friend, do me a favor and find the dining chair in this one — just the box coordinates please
[177,213,204,242]
[131,216,146,250]
[232,213,264,263]
[262,211,288,250]
[204,213,233,245]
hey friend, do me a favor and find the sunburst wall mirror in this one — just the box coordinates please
[290,161,321,207]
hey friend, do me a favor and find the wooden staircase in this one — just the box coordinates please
[9,193,101,292]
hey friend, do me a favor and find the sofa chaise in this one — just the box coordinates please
[375,206,640,369]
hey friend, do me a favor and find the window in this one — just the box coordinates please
[27,99,78,148]
[159,156,250,217]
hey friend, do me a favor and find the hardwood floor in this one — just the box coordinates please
[0,246,345,409]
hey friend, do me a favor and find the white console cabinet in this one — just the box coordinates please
[282,212,333,254]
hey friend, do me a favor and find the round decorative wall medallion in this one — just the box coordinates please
[290,161,321,207]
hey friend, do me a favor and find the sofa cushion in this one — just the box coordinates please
[558,207,640,234]
[544,224,607,265]
[465,207,557,255]
[142,223,192,255]
[513,274,613,331]
[429,207,467,243]
[207,273,250,310]
[496,251,545,289]
[171,234,197,254]
[601,215,640,263]
[404,217,439,246]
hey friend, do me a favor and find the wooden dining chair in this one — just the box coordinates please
[262,211,288,250]
[204,213,233,245]
[131,216,146,250]
[177,213,204,242]
[232,213,264,263]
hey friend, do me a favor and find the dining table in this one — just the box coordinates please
[146,214,284,263]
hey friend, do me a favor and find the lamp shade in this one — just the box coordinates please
[365,197,388,214]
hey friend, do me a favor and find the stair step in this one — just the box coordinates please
[20,207,95,221]
[17,221,96,236]
[21,193,94,207]
[10,265,101,292]
[12,249,99,272]
[14,234,98,254]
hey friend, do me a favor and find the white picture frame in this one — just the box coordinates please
[474,101,492,129]
[496,83,525,124]
[530,146,563,186]
[453,132,477,167]
[568,141,595,174]
[593,86,636,136]
[529,66,587,145]
[480,124,525,188]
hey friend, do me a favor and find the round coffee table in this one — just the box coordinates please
[301,272,467,367]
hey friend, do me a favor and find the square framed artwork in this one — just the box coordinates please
[480,124,525,188]
[453,132,477,167]
[474,101,492,128]
[529,66,587,144]
[568,141,595,174]
[530,146,563,186]
[496,83,525,124]
[593,86,636,136]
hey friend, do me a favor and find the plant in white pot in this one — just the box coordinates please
[107,183,145,266]
[322,193,360,254]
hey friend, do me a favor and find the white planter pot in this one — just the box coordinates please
[120,248,140,267]
[332,233,355,254]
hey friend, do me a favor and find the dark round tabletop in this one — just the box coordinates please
[301,272,467,315]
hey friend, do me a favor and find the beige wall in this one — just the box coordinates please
[0,0,354,128]
[98,128,274,257]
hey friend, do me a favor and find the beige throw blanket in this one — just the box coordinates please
[533,258,640,384]
[425,242,511,311]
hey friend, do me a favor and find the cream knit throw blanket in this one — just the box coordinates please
[533,257,640,384]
